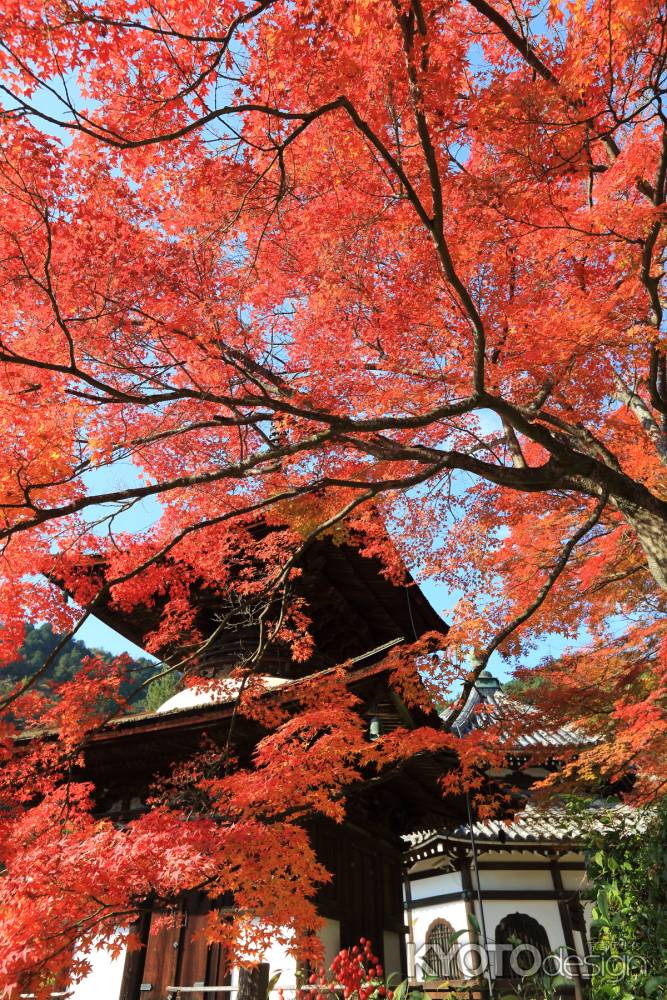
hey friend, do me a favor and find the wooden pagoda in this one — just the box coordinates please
[48,537,466,1000]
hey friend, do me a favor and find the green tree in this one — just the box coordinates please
[0,623,158,711]
[585,802,667,999]
[144,672,180,713]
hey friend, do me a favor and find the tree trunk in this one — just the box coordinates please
[614,498,667,590]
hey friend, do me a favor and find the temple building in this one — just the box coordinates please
[54,536,464,1000]
[404,672,603,1000]
[34,538,605,1000]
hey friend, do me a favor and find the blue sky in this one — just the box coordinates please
[74,463,578,683]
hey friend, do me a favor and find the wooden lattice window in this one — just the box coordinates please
[422,918,462,981]
[495,912,551,978]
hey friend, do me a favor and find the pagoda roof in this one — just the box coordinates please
[17,653,466,836]
[84,535,447,677]
[86,650,431,736]
[401,674,621,863]
[445,670,594,753]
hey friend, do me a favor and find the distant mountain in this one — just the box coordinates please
[0,622,161,712]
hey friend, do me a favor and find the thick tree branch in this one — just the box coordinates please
[613,373,667,466]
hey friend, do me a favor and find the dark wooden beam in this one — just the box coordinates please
[407,888,583,908]
[408,860,585,879]
[551,861,586,1000]
[118,905,151,1000]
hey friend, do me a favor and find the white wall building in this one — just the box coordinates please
[405,813,592,999]
[404,670,601,1000]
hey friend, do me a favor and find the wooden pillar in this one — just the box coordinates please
[119,904,152,1000]
[460,857,480,949]
[460,855,489,998]
[402,868,414,980]
[571,895,590,958]
[238,963,270,1000]
[550,860,585,1000]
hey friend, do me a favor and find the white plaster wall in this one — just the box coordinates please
[561,869,588,893]
[409,870,460,901]
[69,944,126,1000]
[474,868,554,892]
[319,918,341,970]
[259,937,298,994]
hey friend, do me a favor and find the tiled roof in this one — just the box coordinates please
[401,674,636,860]
[407,807,585,850]
[404,803,643,858]
[443,671,594,751]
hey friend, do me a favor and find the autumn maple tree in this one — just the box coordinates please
[0,0,666,992]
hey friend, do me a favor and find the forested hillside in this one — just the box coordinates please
[0,623,160,711]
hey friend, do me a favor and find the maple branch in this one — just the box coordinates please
[66,0,275,44]
[4,484,337,717]
[4,292,667,582]
[444,493,608,731]
[637,136,667,414]
[340,98,487,393]
[0,429,333,540]
[649,347,667,419]
[394,1,444,230]
[0,81,346,151]
[336,419,667,536]
[483,394,667,517]
[59,0,278,119]
[463,0,652,186]
[393,2,487,392]
[465,0,558,85]
[500,417,528,470]
[0,605,97,712]
[481,494,608,665]
[640,123,667,421]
